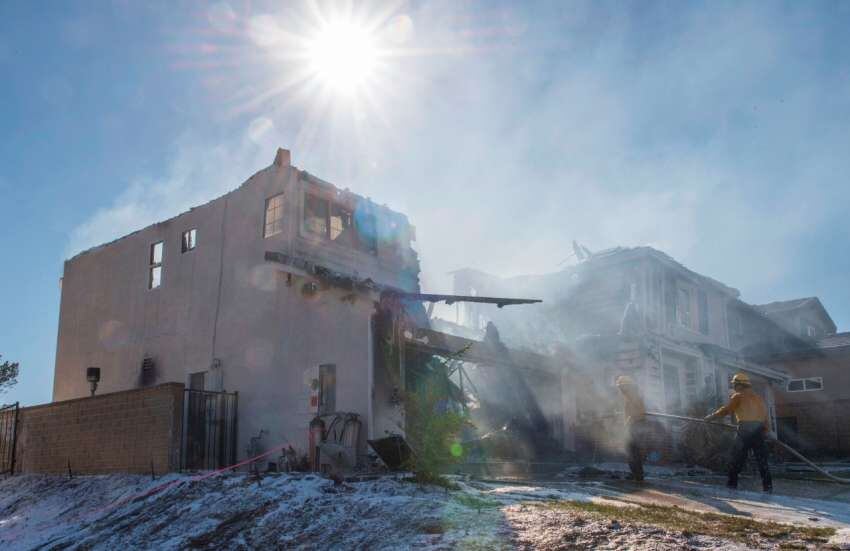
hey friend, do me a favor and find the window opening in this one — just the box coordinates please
[149,241,163,289]
[697,289,709,334]
[182,229,197,252]
[676,287,691,328]
[787,377,823,392]
[264,193,285,237]
[304,194,329,237]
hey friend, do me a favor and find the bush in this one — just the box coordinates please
[679,397,735,471]
[403,374,471,485]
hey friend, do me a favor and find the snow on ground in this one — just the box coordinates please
[0,471,848,550]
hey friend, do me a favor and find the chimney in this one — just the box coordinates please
[274,148,291,167]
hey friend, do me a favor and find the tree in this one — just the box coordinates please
[0,355,19,394]
[403,356,471,485]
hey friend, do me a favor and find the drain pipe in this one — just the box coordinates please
[645,411,850,484]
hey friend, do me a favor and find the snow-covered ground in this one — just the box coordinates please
[1,470,848,550]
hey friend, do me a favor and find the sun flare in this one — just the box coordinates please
[307,21,378,94]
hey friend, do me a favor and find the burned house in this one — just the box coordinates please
[51,147,549,472]
[735,299,849,458]
[53,148,424,467]
[449,246,791,459]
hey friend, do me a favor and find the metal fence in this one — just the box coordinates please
[0,402,19,475]
[181,390,238,471]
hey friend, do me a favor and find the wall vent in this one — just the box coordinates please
[140,357,156,386]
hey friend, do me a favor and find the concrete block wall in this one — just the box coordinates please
[14,383,184,475]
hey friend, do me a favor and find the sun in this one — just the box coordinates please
[307,21,379,94]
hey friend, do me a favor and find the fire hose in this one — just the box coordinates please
[645,412,850,485]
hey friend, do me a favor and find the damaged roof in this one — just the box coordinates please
[577,246,741,298]
[755,297,819,313]
[815,331,850,350]
[754,297,836,334]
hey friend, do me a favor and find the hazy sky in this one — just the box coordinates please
[2,0,850,406]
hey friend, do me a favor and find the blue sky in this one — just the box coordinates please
[2,1,850,406]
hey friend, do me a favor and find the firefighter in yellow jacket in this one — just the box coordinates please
[705,373,773,493]
[616,375,647,482]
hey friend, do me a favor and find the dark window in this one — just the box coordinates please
[149,242,163,289]
[264,193,285,237]
[804,377,823,391]
[304,194,329,237]
[697,290,709,335]
[303,193,378,255]
[318,363,336,415]
[787,379,805,392]
[181,229,197,252]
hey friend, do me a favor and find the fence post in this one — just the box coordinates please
[9,403,18,475]
[232,392,239,467]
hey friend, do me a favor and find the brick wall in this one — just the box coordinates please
[776,399,850,458]
[14,383,184,475]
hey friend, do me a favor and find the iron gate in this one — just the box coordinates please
[182,390,238,470]
[0,402,19,475]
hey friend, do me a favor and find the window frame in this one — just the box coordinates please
[676,286,692,328]
[302,191,378,255]
[263,193,285,238]
[181,228,197,253]
[148,241,163,289]
[786,377,823,392]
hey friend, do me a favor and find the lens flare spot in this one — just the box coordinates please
[450,442,464,457]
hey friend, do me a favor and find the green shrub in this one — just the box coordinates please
[404,374,471,485]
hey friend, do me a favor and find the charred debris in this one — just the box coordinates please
[266,249,560,462]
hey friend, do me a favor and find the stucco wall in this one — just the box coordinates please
[53,151,419,461]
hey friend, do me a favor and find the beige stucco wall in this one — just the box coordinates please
[53,151,419,461]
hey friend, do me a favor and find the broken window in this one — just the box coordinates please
[330,203,354,244]
[304,193,329,236]
[303,193,378,255]
[149,241,163,289]
[181,228,197,253]
[264,193,285,237]
[357,212,378,254]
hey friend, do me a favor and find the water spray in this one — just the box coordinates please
[645,412,850,484]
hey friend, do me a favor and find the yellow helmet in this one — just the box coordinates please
[731,373,751,386]
[616,375,636,387]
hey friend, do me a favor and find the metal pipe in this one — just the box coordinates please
[646,411,850,484]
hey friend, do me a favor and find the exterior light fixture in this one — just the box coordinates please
[86,367,101,397]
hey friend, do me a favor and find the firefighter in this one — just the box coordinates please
[704,372,773,493]
[616,375,647,482]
